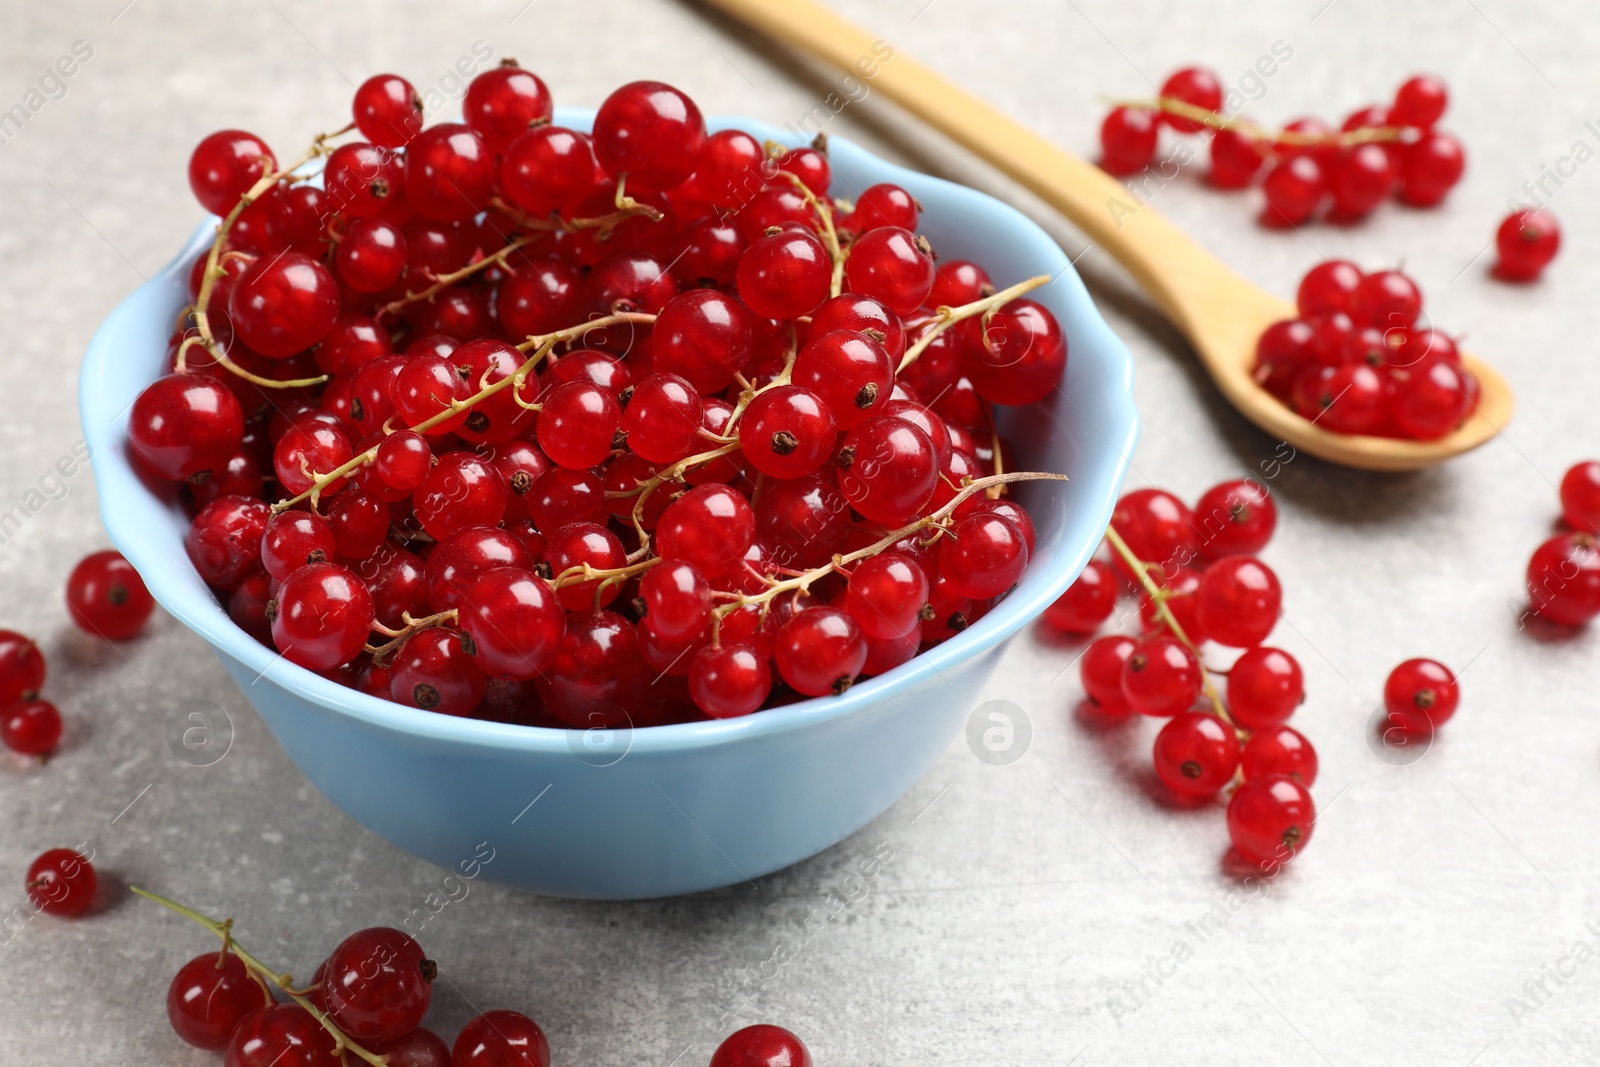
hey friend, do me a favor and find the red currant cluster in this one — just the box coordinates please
[140,887,812,1066]
[1,549,155,759]
[1493,208,1561,282]
[1525,462,1600,626]
[130,65,1067,727]
[1100,69,1464,227]
[1045,481,1318,872]
[1253,260,1479,439]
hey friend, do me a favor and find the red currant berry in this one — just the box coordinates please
[929,259,993,308]
[738,227,832,320]
[692,128,767,208]
[373,431,432,494]
[1382,657,1459,735]
[274,416,353,497]
[1240,725,1317,786]
[261,510,334,582]
[545,522,627,611]
[1120,634,1202,717]
[187,496,270,589]
[939,513,1029,599]
[1350,269,1422,330]
[1527,532,1600,626]
[1390,74,1448,129]
[129,374,245,483]
[463,60,552,152]
[775,606,867,696]
[403,123,495,223]
[1208,128,1265,188]
[1494,209,1560,282]
[689,643,772,719]
[1560,462,1600,533]
[502,124,598,218]
[1295,260,1364,319]
[334,217,407,293]
[778,146,831,196]
[323,142,405,220]
[1327,143,1397,220]
[964,297,1068,406]
[1390,358,1470,440]
[811,294,905,362]
[1226,646,1303,729]
[1153,711,1240,797]
[25,848,96,916]
[526,466,604,533]
[270,562,373,671]
[225,1003,342,1067]
[365,1028,451,1067]
[352,74,423,148]
[1110,488,1194,576]
[0,631,44,705]
[710,1024,813,1067]
[1290,362,1387,435]
[65,550,154,640]
[458,567,565,680]
[359,546,431,632]
[844,552,929,640]
[843,226,935,315]
[1252,318,1318,399]
[228,252,340,359]
[793,330,893,430]
[1159,67,1223,132]
[670,216,745,286]
[321,926,434,1041]
[1192,479,1276,560]
[652,289,754,394]
[837,416,938,525]
[426,526,532,612]
[1260,155,1325,227]
[1227,774,1315,871]
[591,80,707,192]
[391,627,486,715]
[1398,131,1465,207]
[639,560,711,641]
[621,372,702,463]
[1196,556,1281,648]
[755,475,850,569]
[167,951,272,1051]
[739,385,836,479]
[1,699,62,757]
[852,183,919,231]
[414,452,508,540]
[453,1009,551,1067]
[656,484,756,578]
[1043,558,1117,634]
[920,573,973,645]
[1138,564,1208,645]
[1100,107,1158,176]
[189,130,275,215]
[535,382,620,470]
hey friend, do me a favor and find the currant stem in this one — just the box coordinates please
[774,168,847,297]
[376,233,546,319]
[1102,96,1407,147]
[898,275,1051,374]
[1102,525,1237,732]
[365,609,459,661]
[130,886,389,1066]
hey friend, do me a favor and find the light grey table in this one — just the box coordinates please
[0,1,1593,1063]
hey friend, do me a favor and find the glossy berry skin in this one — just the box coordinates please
[1291,363,1386,436]
[187,496,270,589]
[1382,657,1459,736]
[844,226,935,315]
[738,228,832,321]
[426,527,532,612]
[1,700,62,757]
[1043,558,1117,634]
[366,1028,451,1067]
[463,61,553,151]
[621,373,701,463]
[1295,260,1363,319]
[453,1009,551,1067]
[690,643,772,718]
[414,453,508,540]
[1252,318,1317,399]
[1153,712,1240,798]
[776,607,867,697]
[1209,128,1265,188]
[224,1004,342,1067]
[639,560,711,641]
[502,125,597,218]
[939,513,1029,599]
[391,627,486,715]
[844,552,929,640]
[1527,533,1600,626]
[852,183,919,231]
[1398,131,1465,207]
[25,848,96,916]
[1226,646,1304,730]
[1328,144,1396,220]
[545,521,627,611]
[591,80,707,192]
[656,484,756,578]
[167,951,272,1050]
[792,330,893,430]
[404,123,495,222]
[262,510,335,582]
[1241,725,1318,786]
[321,927,434,1042]
[536,382,620,469]
[1351,269,1423,330]
[1560,462,1600,533]
[129,374,245,482]
[270,563,374,671]
[1138,565,1207,646]
[1159,67,1223,132]
[323,142,405,221]
[1494,209,1560,281]
[65,550,155,639]
[1260,155,1325,226]
[652,289,754,394]
[1100,107,1158,175]
[1391,358,1470,440]
[189,130,275,215]
[693,128,766,208]
[837,416,938,525]
[1192,479,1276,559]
[1391,75,1448,128]
[1196,556,1281,648]
[739,385,836,479]
[0,631,44,705]
[756,475,850,569]
[352,74,423,148]
[1120,634,1202,717]
[1110,488,1193,576]
[335,217,407,293]
[964,297,1068,406]
[1227,774,1315,871]
[458,568,565,680]
[274,417,353,497]
[228,252,341,358]
[710,1024,814,1067]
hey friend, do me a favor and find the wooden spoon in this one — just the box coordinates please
[699,0,1513,471]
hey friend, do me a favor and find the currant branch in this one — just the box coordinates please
[365,608,459,661]
[1102,96,1407,147]
[130,887,389,1067]
[183,123,356,391]
[375,232,546,319]
[898,275,1050,374]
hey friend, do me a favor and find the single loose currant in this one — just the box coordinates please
[710,1024,814,1067]
[1560,461,1600,533]
[1,700,62,757]
[1526,533,1600,626]
[25,848,96,916]
[1382,657,1459,736]
[1493,209,1560,282]
[453,1009,551,1067]
[65,550,155,640]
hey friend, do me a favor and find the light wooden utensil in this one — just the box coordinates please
[700,0,1513,472]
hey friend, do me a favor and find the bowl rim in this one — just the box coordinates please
[80,109,1138,755]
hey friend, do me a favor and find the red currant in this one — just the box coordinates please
[710,1024,813,1067]
[690,643,772,718]
[775,606,867,696]
[167,951,272,1051]
[452,1009,551,1067]
[1192,479,1276,559]
[1,700,62,757]
[1044,559,1117,634]
[1209,128,1265,188]
[1527,533,1600,626]
[463,61,553,152]
[1382,657,1459,735]
[1296,260,1364,319]
[964,298,1068,406]
[1110,488,1193,576]
[1226,646,1303,729]
[0,631,44,704]
[224,1003,342,1067]
[1240,725,1317,785]
[656,484,756,578]
[457,567,565,680]
[321,926,434,1041]
[1260,155,1325,227]
[25,848,96,916]
[403,123,496,222]
[65,550,155,640]
[1159,67,1222,132]
[852,183,919,231]
[739,385,836,479]
[837,415,938,525]
[843,226,935,315]
[738,227,831,321]
[591,80,706,192]
[413,452,508,540]
[1120,634,1202,717]
[1494,209,1560,281]
[1226,774,1314,871]
[187,496,270,589]
[939,512,1029,599]
[844,551,929,640]
[1560,462,1600,533]
[129,374,245,483]
[1390,74,1448,128]
[189,130,275,215]
[1153,711,1240,797]
[229,252,341,358]
[352,74,423,148]
[1196,556,1281,648]
[1100,107,1158,175]
[270,562,374,671]
[1398,131,1465,207]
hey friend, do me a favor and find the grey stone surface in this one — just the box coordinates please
[0,0,1595,1063]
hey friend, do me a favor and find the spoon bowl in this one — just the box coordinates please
[703,0,1514,471]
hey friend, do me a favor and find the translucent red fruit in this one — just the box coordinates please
[1159,67,1223,132]
[536,610,649,727]
[1494,209,1560,282]
[737,228,832,321]
[1559,461,1600,533]
[689,643,772,718]
[1191,479,1276,559]
[65,549,155,640]
[1044,558,1117,634]
[501,125,597,218]
[1526,532,1600,626]
[322,927,434,1042]
[1382,657,1459,735]
[844,551,930,640]
[458,567,566,680]
[1196,556,1282,647]
[739,385,836,479]
[1227,774,1315,871]
[270,562,374,671]
[1391,74,1448,128]
[167,950,273,1050]
[352,73,423,148]
[843,226,935,315]
[228,252,340,358]
[775,606,867,697]
[186,496,270,589]
[1110,488,1193,576]
[189,130,276,216]
[224,1003,342,1067]
[1120,634,1202,717]
[1153,711,1239,797]
[652,288,754,394]
[1226,646,1304,730]
[657,484,756,578]
[462,60,553,152]
[1241,725,1318,785]
[963,297,1067,406]
[453,1010,551,1067]
[1100,107,1158,175]
[710,1024,814,1067]
[25,847,96,916]
[792,330,893,431]
[129,374,244,482]
[836,414,939,525]
[403,123,496,223]
[591,80,707,193]
[939,513,1029,599]
[639,560,711,641]
[1,700,61,757]
[0,630,45,705]
[621,372,701,463]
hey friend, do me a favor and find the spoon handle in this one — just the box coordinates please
[700,0,1245,333]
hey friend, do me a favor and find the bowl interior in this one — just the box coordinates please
[78,109,1138,753]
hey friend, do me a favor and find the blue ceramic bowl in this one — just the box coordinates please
[79,110,1136,899]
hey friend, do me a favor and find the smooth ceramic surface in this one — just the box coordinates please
[78,109,1137,899]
